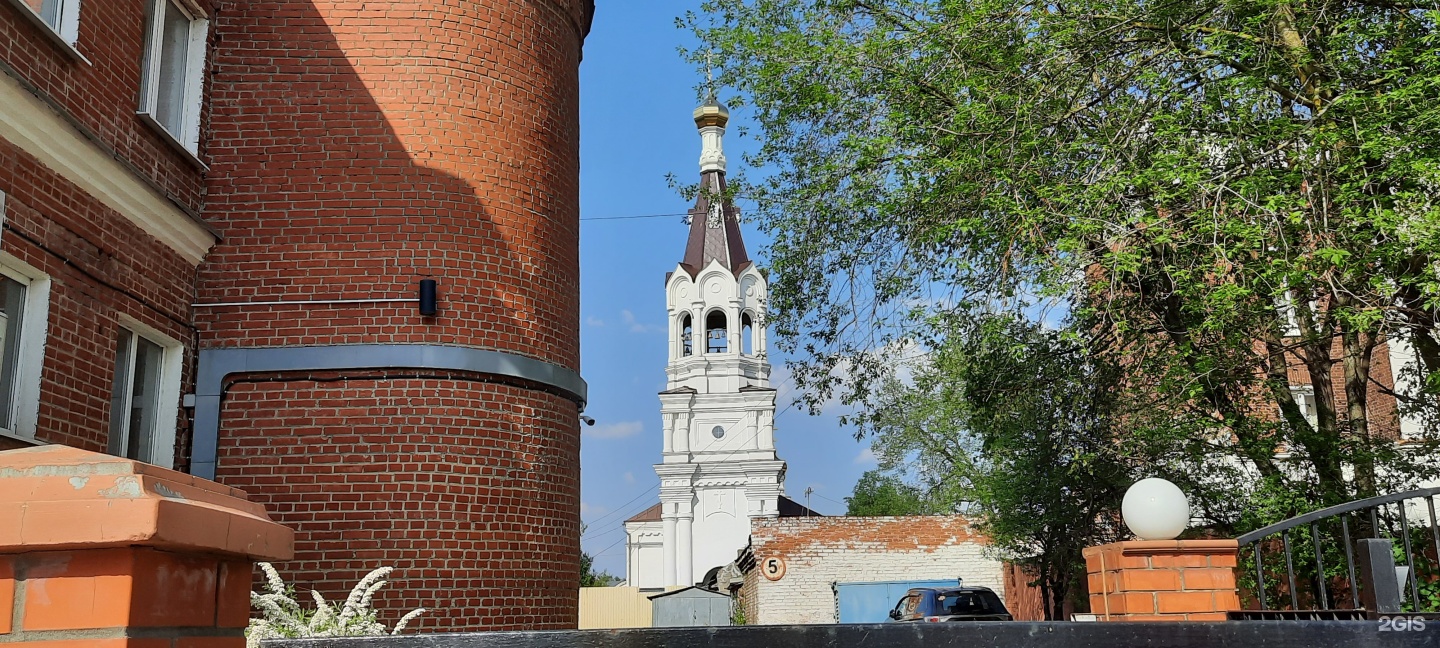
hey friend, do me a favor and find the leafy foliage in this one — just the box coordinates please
[845,470,935,515]
[862,313,1131,618]
[246,563,426,647]
[690,0,1440,532]
[581,549,622,587]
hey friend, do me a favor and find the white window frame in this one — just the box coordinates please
[109,315,183,469]
[1287,384,1318,429]
[0,253,50,444]
[136,0,208,155]
[5,0,83,48]
[1277,290,1314,338]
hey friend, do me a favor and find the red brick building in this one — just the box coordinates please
[1,0,592,631]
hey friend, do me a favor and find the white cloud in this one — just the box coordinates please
[853,447,877,465]
[584,420,643,440]
[622,309,663,334]
[586,316,606,327]
[623,471,636,484]
[581,501,609,518]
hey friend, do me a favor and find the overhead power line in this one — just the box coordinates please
[579,211,691,222]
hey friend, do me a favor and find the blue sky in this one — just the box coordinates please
[576,1,877,577]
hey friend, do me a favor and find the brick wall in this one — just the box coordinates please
[214,373,581,630]
[198,0,589,632]
[1,0,208,460]
[0,0,211,211]
[0,135,197,463]
[199,0,583,364]
[744,516,1004,625]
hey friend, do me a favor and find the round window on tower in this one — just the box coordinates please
[711,425,725,439]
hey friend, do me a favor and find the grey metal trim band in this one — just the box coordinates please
[190,344,587,480]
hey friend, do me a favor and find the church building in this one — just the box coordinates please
[624,98,817,590]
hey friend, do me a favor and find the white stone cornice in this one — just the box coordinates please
[0,70,216,265]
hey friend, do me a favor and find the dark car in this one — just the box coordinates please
[887,586,1013,622]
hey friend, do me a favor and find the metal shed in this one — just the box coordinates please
[648,586,733,627]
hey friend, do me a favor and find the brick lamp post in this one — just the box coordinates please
[1083,478,1241,621]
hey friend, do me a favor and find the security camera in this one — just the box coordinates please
[580,415,596,426]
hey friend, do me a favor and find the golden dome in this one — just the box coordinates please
[693,98,729,129]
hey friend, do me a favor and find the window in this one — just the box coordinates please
[1287,385,1318,429]
[107,321,181,467]
[0,275,29,431]
[0,257,50,441]
[9,0,82,44]
[1277,289,1319,338]
[705,311,727,354]
[741,313,754,355]
[680,314,693,357]
[138,0,207,152]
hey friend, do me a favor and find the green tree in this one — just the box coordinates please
[690,0,1440,531]
[864,314,1131,619]
[845,470,933,515]
[580,549,621,587]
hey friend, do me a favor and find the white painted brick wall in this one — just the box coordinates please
[747,516,1004,625]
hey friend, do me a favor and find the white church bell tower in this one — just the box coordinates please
[623,97,802,590]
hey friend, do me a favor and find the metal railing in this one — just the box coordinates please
[1236,487,1440,615]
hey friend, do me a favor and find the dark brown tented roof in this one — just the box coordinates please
[680,170,750,278]
[778,495,823,518]
[626,502,663,523]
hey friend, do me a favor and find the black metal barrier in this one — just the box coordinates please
[266,621,1440,648]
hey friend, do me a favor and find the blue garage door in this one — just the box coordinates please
[835,580,958,624]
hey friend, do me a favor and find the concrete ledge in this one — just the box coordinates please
[0,445,293,560]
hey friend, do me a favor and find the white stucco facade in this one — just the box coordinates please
[625,98,789,590]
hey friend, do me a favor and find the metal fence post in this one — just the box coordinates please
[1356,538,1402,615]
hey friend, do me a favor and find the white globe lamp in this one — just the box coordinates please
[1122,478,1190,540]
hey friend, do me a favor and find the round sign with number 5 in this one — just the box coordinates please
[762,556,786,581]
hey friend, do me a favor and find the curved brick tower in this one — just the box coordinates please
[195,0,592,630]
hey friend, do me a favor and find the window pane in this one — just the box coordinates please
[125,337,165,463]
[24,0,59,27]
[0,277,27,430]
[155,0,192,136]
[107,329,135,456]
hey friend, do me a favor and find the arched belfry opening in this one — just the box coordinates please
[705,311,728,354]
[741,313,754,355]
[680,314,694,357]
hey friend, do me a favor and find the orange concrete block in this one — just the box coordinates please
[1187,612,1230,621]
[0,556,13,634]
[0,446,292,561]
[1180,567,1236,591]
[21,550,135,631]
[177,638,246,648]
[14,640,134,648]
[1214,590,1241,611]
[1117,614,1179,622]
[1107,552,1150,570]
[1148,553,1209,568]
[1117,569,1180,592]
[1108,592,1157,615]
[0,503,22,547]
[216,561,254,629]
[130,549,219,627]
[1209,553,1239,568]
[1157,591,1216,614]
